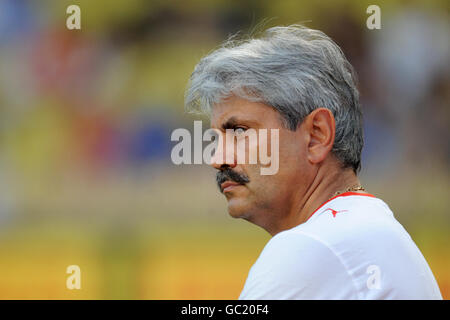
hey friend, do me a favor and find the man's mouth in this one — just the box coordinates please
[220,181,243,193]
[216,168,250,193]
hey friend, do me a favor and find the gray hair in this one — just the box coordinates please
[185,24,363,173]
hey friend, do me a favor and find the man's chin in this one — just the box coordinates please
[226,198,252,220]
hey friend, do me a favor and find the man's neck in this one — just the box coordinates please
[269,164,363,236]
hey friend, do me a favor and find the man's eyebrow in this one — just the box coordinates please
[221,116,239,130]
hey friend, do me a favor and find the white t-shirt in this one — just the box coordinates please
[239,192,442,300]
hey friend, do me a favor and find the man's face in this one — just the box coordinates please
[210,96,313,233]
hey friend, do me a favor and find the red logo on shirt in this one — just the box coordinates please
[322,208,348,218]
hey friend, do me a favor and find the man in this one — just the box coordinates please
[185,25,442,299]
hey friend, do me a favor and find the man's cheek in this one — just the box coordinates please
[252,129,276,175]
[236,133,259,165]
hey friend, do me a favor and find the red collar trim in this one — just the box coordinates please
[306,192,376,221]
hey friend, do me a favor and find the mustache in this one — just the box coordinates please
[216,167,250,192]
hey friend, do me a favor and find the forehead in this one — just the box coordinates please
[210,96,283,129]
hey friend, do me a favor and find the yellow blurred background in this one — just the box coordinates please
[0,0,448,299]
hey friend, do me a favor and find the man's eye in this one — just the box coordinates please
[234,127,247,135]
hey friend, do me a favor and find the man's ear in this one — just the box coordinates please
[302,108,336,165]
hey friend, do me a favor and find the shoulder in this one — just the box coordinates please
[239,230,359,299]
[298,195,398,244]
[291,195,443,299]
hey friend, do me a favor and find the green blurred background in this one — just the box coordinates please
[0,0,448,299]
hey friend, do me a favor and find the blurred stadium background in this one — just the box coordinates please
[0,0,448,299]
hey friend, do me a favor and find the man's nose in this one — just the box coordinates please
[210,132,237,170]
